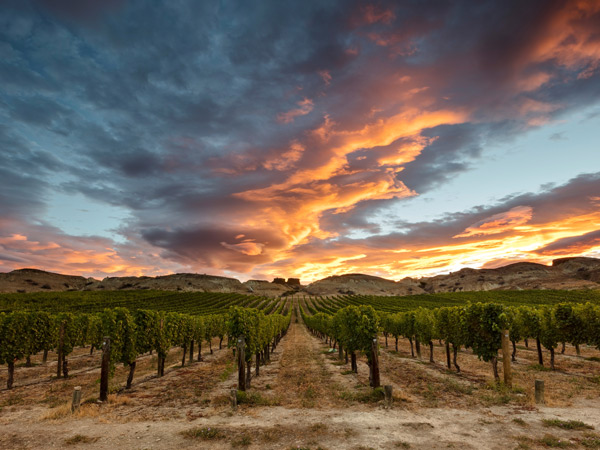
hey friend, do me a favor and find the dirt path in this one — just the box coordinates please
[271,314,344,408]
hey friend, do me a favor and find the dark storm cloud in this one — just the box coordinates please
[33,0,126,22]
[0,125,67,219]
[400,123,485,193]
[142,225,289,273]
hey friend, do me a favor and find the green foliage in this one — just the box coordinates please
[0,291,269,315]
[515,306,542,341]
[305,305,379,358]
[543,419,594,430]
[55,312,78,356]
[539,306,560,351]
[181,427,224,440]
[462,303,507,363]
[132,309,157,354]
[227,306,289,362]
[113,308,137,365]
[0,311,30,364]
[554,303,584,347]
[414,308,436,344]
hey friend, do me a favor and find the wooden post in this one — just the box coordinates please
[371,338,381,388]
[230,388,237,410]
[56,322,65,378]
[237,336,246,391]
[384,385,393,408]
[535,380,545,405]
[100,337,110,402]
[501,329,512,388]
[71,386,82,413]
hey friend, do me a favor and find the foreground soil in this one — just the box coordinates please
[1,309,600,449]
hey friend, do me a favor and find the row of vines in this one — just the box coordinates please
[303,301,600,384]
[0,291,283,315]
[0,305,291,390]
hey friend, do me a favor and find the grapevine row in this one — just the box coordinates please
[0,291,281,315]
[303,301,600,383]
[0,306,290,390]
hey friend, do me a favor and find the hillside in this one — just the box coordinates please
[1,256,600,295]
[305,273,425,296]
[0,268,94,293]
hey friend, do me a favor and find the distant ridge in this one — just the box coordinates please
[1,256,599,295]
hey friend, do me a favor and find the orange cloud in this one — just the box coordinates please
[249,201,600,282]
[263,141,305,171]
[530,1,600,77]
[277,98,314,123]
[226,107,468,266]
[0,232,184,278]
[454,206,534,238]
[221,240,264,256]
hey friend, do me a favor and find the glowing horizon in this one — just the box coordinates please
[1,1,600,283]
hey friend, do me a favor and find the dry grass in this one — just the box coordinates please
[107,393,133,406]
[274,320,343,408]
[64,434,99,445]
[40,402,72,420]
[41,401,102,421]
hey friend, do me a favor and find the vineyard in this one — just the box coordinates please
[1,290,600,449]
[0,290,286,315]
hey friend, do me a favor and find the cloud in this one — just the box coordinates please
[221,240,265,256]
[454,206,534,238]
[258,173,600,280]
[1,1,600,281]
[277,98,314,123]
[535,229,600,256]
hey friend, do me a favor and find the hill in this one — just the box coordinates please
[1,256,600,295]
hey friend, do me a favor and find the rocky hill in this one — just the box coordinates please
[0,269,300,295]
[0,268,94,293]
[415,257,600,294]
[305,273,425,296]
[243,280,291,297]
[1,257,600,295]
[87,273,250,293]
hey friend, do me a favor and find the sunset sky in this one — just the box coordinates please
[1,0,600,282]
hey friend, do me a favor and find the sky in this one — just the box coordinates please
[1,0,600,282]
